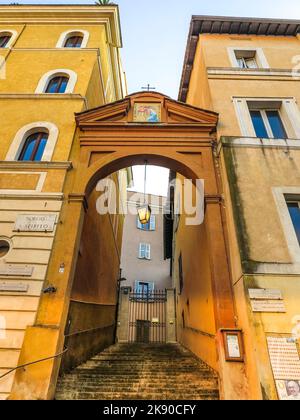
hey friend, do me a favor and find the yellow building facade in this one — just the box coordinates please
[177,16,300,399]
[0,4,127,400]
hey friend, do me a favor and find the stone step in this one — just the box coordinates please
[56,384,218,394]
[56,391,219,401]
[58,375,217,383]
[55,343,220,401]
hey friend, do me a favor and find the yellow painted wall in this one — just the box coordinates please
[185,31,300,399]
[187,34,300,138]
[0,5,125,400]
[62,172,126,371]
[173,174,218,371]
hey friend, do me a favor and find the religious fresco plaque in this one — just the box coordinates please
[133,103,161,123]
[267,336,300,400]
[14,214,57,232]
[0,265,33,277]
[221,329,244,362]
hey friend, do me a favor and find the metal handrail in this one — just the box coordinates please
[0,348,68,381]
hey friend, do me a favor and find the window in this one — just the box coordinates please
[0,239,10,258]
[250,110,287,139]
[134,281,155,301]
[36,69,77,94]
[287,202,300,245]
[229,47,269,69]
[18,132,48,161]
[56,30,89,49]
[0,34,11,48]
[45,76,69,94]
[235,50,258,69]
[134,281,154,295]
[64,35,83,48]
[138,243,151,260]
[137,215,156,231]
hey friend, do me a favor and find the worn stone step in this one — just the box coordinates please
[56,343,220,401]
[58,376,217,384]
[56,391,219,401]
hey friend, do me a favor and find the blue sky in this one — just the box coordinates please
[3,0,300,195]
[7,0,300,98]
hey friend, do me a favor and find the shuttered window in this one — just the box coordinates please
[137,215,156,231]
[138,243,151,260]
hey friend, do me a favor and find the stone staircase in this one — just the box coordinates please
[55,343,219,400]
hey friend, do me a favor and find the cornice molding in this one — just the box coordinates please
[0,193,64,201]
[0,5,122,48]
[0,94,85,101]
[205,194,223,204]
[0,161,73,170]
[68,193,88,212]
[207,67,300,80]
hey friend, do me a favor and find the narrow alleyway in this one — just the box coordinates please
[55,343,219,400]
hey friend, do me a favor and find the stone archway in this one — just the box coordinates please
[10,92,247,400]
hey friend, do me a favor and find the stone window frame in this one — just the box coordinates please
[56,29,90,49]
[0,29,18,48]
[6,121,59,162]
[272,187,300,263]
[35,69,77,94]
[233,97,300,139]
[227,47,270,69]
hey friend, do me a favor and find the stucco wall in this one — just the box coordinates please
[173,175,217,371]
[121,192,172,291]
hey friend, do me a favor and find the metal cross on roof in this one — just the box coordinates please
[141,84,156,91]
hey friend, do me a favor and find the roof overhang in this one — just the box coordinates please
[179,15,300,102]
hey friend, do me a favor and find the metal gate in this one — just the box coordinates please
[128,289,167,343]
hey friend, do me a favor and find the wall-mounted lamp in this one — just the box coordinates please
[43,285,57,294]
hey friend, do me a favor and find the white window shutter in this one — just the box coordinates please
[137,217,144,230]
[146,244,151,260]
[150,215,156,231]
[139,243,145,258]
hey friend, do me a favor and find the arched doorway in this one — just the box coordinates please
[10,92,247,400]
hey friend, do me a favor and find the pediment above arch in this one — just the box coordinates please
[75,92,218,131]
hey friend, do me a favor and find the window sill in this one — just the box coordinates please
[207,67,299,79]
[221,136,300,149]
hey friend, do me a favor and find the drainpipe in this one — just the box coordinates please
[97,48,106,105]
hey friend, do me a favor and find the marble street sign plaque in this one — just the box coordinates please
[0,265,33,277]
[251,300,286,313]
[14,214,57,232]
[0,282,29,292]
[249,288,283,300]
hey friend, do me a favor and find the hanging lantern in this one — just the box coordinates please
[137,204,151,225]
[137,160,151,225]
